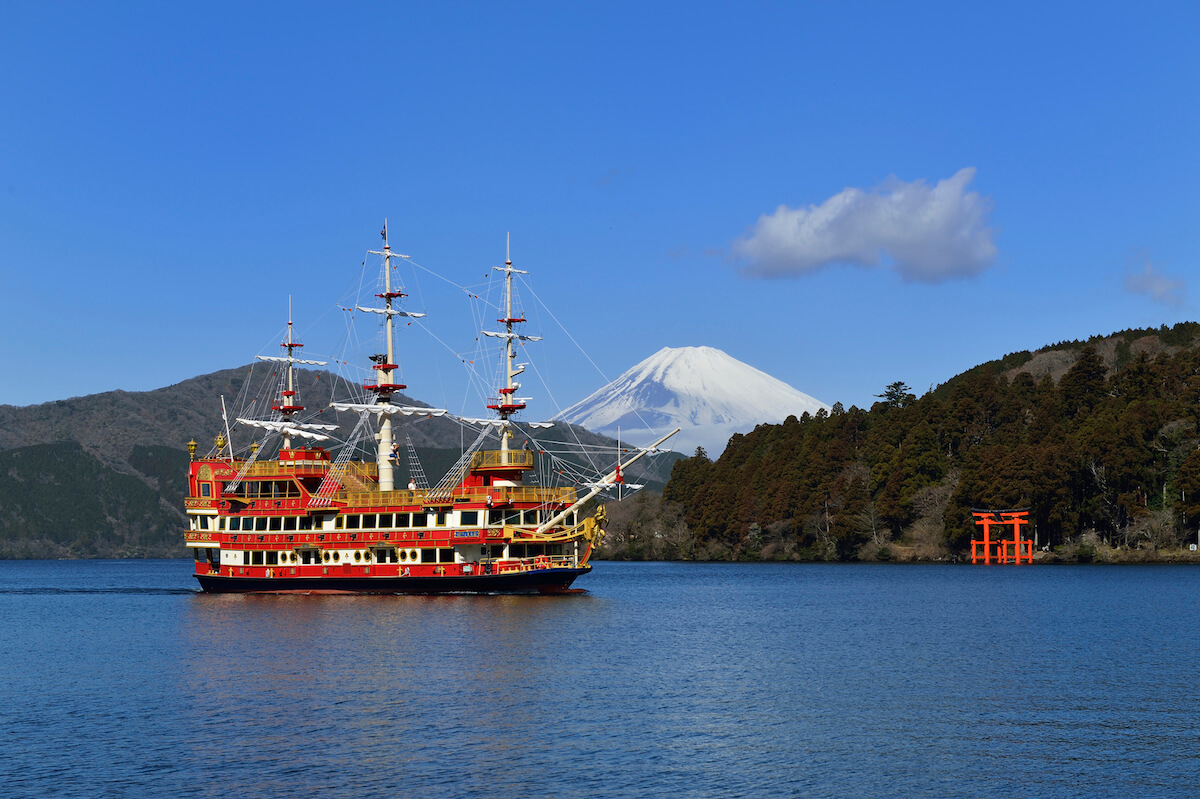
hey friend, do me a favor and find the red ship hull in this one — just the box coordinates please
[194,566,590,594]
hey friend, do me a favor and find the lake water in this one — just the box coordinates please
[3,560,1200,798]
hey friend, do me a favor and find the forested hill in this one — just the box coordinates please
[0,365,672,559]
[631,323,1200,562]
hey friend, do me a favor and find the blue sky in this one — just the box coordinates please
[1,2,1196,419]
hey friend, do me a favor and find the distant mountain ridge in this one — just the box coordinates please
[556,346,830,457]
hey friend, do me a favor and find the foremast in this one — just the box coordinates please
[483,234,541,459]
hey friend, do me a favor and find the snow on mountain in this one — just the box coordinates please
[556,346,830,457]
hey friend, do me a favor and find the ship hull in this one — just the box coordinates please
[194,566,590,595]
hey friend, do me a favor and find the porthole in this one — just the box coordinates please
[363,550,372,562]
[408,549,418,561]
[333,551,340,561]
[323,552,330,562]
[354,551,361,562]
[399,550,408,562]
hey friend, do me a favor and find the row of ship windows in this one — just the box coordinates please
[198,482,302,499]
[194,543,565,566]
[191,509,577,532]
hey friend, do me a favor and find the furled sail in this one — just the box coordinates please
[329,402,447,417]
[235,418,335,441]
[255,355,329,366]
[481,330,542,342]
[356,306,427,318]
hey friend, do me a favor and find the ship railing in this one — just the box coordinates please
[470,450,535,470]
[335,485,576,509]
[236,460,375,478]
[487,554,576,573]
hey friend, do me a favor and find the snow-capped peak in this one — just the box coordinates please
[557,346,830,457]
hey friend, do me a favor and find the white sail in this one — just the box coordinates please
[356,306,427,319]
[255,355,329,366]
[236,418,338,432]
[481,330,542,342]
[235,418,332,442]
[330,402,448,417]
[459,417,554,429]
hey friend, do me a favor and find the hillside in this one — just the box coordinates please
[601,322,1200,563]
[0,365,677,558]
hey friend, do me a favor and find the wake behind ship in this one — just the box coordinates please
[183,226,676,593]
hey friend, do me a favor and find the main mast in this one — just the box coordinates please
[363,220,420,491]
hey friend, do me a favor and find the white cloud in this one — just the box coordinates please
[733,167,998,283]
[1125,259,1184,306]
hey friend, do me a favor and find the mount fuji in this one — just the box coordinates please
[556,346,830,457]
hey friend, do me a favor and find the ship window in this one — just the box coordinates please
[269,517,282,532]
[227,517,239,531]
[565,512,576,526]
[332,551,340,561]
[199,516,210,530]
[335,516,344,529]
[255,517,268,532]
[346,515,360,530]
[322,551,330,562]
[201,483,211,498]
[411,512,427,527]
[505,510,521,525]
[361,514,376,529]
[435,512,446,526]
[439,548,455,563]
[375,548,396,563]
[283,517,298,531]
[299,517,313,531]
[480,546,487,556]
[527,544,544,557]
[522,509,539,525]
[490,545,504,558]
[265,551,279,566]
[245,483,259,499]
[377,513,392,528]
[421,549,436,564]
[251,551,264,566]
[394,513,409,528]
[547,544,563,556]
[398,550,407,562]
[192,548,204,562]
[353,551,361,562]
[488,510,504,526]
[460,510,479,526]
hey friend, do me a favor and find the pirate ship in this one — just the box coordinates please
[183,226,675,593]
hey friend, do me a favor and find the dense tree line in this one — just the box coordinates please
[629,324,1200,562]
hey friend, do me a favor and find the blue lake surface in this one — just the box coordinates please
[3,559,1200,798]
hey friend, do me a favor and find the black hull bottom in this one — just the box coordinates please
[194,567,590,595]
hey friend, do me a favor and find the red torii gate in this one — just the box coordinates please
[971,508,1033,564]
